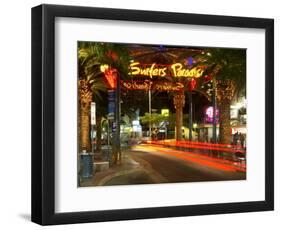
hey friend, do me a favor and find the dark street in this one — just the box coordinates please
[102,144,246,186]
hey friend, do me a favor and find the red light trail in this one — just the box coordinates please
[133,144,246,173]
[147,140,246,154]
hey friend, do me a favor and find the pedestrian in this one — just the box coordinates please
[239,133,245,148]
[233,131,239,145]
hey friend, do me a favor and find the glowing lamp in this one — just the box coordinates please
[106,51,118,61]
[100,64,109,73]
[100,64,117,89]
[187,78,197,91]
[204,75,211,83]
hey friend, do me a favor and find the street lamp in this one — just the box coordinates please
[100,64,121,164]
[187,78,197,141]
[188,91,193,141]
[148,88,152,140]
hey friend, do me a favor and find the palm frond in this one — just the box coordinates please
[193,48,246,96]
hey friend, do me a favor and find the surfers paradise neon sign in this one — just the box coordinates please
[129,62,205,79]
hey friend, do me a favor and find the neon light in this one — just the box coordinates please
[121,80,152,90]
[129,62,204,79]
[205,106,219,123]
[100,64,117,89]
[171,63,204,78]
[154,82,185,91]
[129,62,167,78]
[121,80,185,91]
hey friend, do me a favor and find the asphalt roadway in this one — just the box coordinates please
[103,144,246,186]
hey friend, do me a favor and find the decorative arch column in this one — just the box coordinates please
[173,91,185,141]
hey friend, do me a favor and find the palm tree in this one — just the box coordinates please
[196,48,246,144]
[78,42,107,152]
[78,42,130,163]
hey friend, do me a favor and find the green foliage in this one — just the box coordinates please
[78,41,130,78]
[78,42,106,101]
[78,41,131,115]
[140,113,168,127]
[121,114,131,126]
[78,41,131,96]
[195,48,246,97]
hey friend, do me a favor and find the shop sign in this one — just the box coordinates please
[90,102,96,125]
[205,106,219,123]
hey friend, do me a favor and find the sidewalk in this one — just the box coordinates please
[80,149,162,187]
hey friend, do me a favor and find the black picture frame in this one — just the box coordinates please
[31,4,274,225]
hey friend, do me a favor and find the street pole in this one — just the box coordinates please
[115,73,121,163]
[148,89,152,140]
[107,119,110,162]
[188,91,193,141]
[90,102,96,174]
[212,79,217,143]
[91,124,94,155]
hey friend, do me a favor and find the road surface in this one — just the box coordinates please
[103,144,246,186]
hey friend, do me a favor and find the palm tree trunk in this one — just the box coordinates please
[173,91,185,141]
[218,99,231,144]
[216,80,235,145]
[80,106,91,151]
[175,107,183,140]
[79,79,92,152]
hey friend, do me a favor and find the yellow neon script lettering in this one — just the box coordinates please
[130,62,166,78]
[130,62,204,78]
[171,63,204,78]
[123,80,152,90]
[154,82,184,91]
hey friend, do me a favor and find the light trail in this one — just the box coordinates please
[132,145,246,173]
[147,140,246,154]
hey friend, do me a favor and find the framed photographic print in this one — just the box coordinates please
[31,4,274,225]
